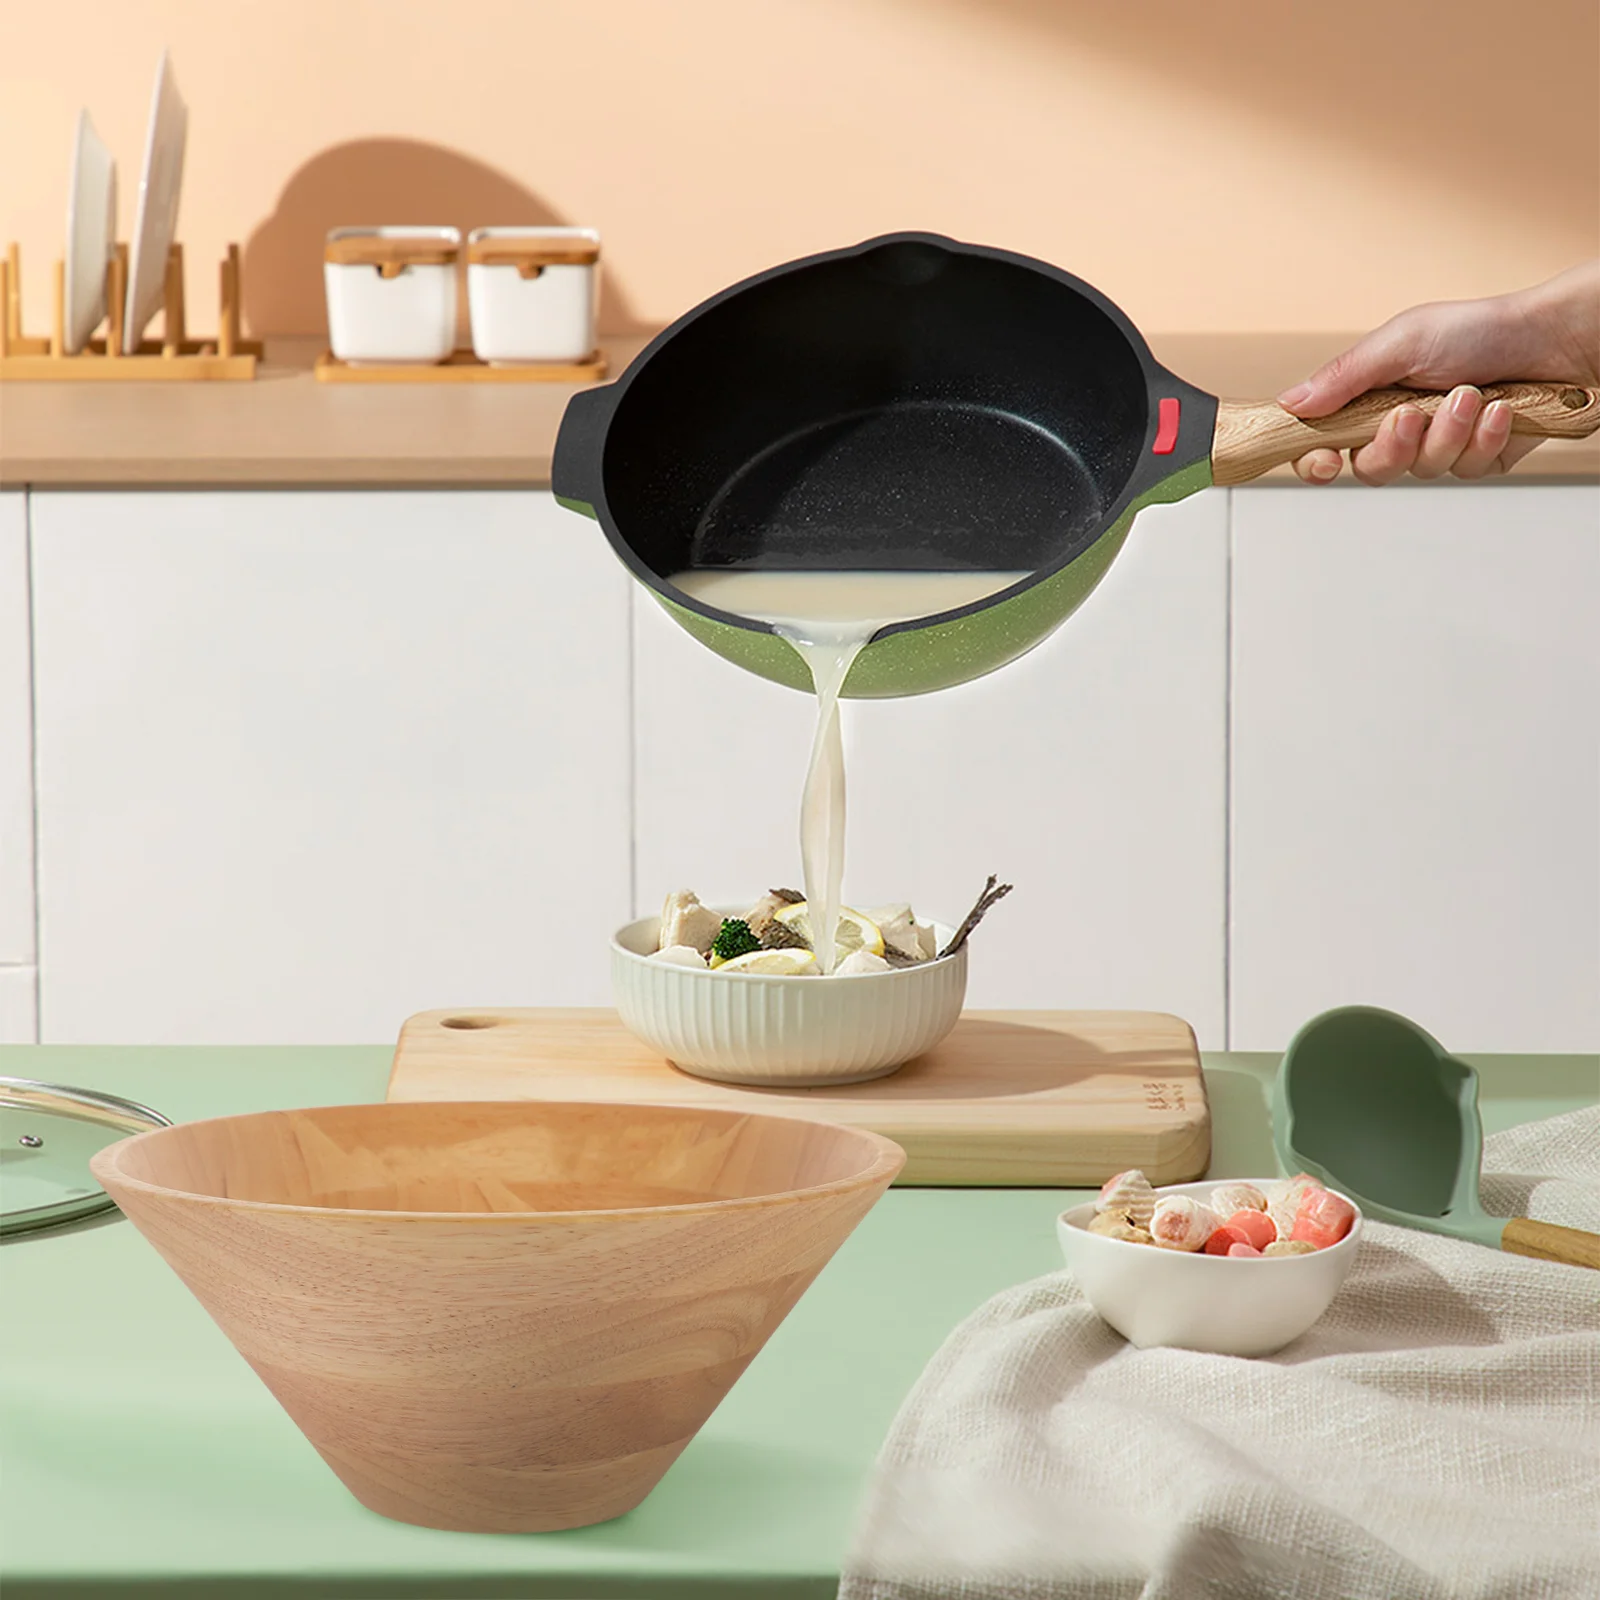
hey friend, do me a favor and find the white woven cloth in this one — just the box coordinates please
[840,1106,1600,1600]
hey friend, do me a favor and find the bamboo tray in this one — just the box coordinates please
[0,241,260,380]
[315,349,607,383]
[388,1007,1212,1187]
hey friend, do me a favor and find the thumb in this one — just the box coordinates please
[1277,316,1425,418]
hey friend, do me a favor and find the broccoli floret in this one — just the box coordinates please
[710,917,763,966]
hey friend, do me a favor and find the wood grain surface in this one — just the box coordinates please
[1500,1215,1600,1271]
[323,236,459,267]
[0,241,260,382]
[91,1098,903,1532]
[1213,382,1600,485]
[388,1007,1212,1187]
[4,334,1595,488]
[314,348,606,384]
[0,334,640,486]
[465,237,600,268]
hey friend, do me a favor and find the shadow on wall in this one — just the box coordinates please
[242,138,654,341]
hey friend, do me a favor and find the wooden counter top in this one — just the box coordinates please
[2,333,1594,488]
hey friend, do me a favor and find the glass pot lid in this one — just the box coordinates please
[0,1076,171,1236]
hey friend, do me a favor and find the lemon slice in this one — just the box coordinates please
[772,902,884,962]
[715,947,820,977]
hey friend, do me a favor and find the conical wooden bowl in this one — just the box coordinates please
[91,1100,904,1532]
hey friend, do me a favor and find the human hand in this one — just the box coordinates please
[1278,260,1600,485]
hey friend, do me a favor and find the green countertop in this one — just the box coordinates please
[2,1046,1594,1599]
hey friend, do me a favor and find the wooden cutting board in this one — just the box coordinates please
[387,1008,1210,1187]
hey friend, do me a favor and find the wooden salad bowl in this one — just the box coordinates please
[91,1100,904,1532]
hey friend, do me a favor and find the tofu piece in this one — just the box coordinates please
[834,948,892,976]
[659,890,721,956]
[648,944,709,968]
[866,903,936,963]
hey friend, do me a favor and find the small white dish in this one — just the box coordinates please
[1057,1178,1363,1357]
[64,110,117,354]
[324,227,460,365]
[611,909,967,1087]
[123,49,188,351]
[467,227,599,365]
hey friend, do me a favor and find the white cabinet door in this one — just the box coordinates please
[0,490,34,982]
[31,491,631,1043]
[635,492,1229,1045]
[0,965,36,1044]
[1231,484,1600,1053]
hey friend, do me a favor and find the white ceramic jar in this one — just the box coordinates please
[324,227,459,365]
[467,227,599,365]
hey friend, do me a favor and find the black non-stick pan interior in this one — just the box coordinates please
[603,237,1152,576]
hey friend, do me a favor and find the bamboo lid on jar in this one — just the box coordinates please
[466,236,601,273]
[324,233,460,274]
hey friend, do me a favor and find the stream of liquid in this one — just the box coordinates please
[670,571,1027,972]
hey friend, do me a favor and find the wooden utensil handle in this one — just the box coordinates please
[1211,382,1600,485]
[1502,1216,1600,1270]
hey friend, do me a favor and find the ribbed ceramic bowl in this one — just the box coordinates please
[1057,1178,1364,1357]
[612,912,966,1086]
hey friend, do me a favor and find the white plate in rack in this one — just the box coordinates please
[63,110,117,353]
[123,49,188,351]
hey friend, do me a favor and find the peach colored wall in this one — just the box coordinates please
[2,0,1595,344]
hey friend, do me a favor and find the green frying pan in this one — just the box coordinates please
[553,232,1600,699]
[1273,1006,1600,1270]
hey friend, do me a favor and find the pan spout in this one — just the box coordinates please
[855,235,956,287]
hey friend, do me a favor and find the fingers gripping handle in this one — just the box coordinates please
[1210,381,1600,486]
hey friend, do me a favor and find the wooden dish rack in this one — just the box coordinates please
[0,241,261,380]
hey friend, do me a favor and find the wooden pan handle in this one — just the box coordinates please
[1211,382,1600,485]
[1501,1216,1600,1271]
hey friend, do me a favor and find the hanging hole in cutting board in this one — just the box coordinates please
[439,1016,503,1031]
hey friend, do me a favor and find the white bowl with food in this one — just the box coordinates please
[1056,1173,1363,1357]
[611,887,1002,1087]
